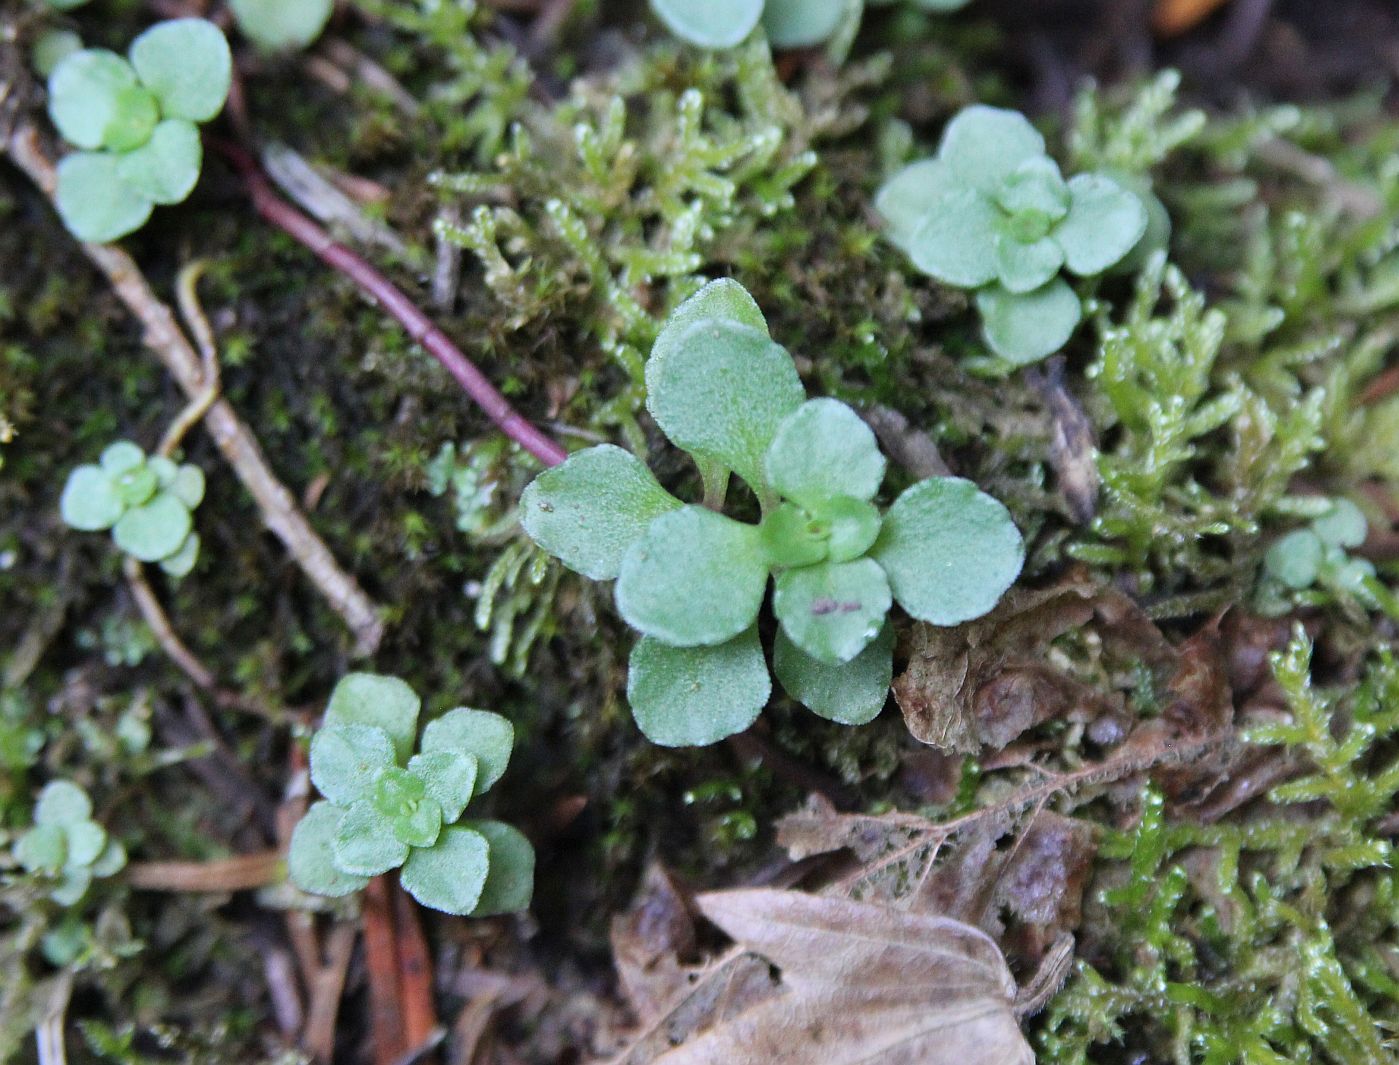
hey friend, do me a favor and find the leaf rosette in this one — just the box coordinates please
[521,280,1024,746]
[15,780,127,906]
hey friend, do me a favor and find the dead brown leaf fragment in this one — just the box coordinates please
[652,889,1033,1065]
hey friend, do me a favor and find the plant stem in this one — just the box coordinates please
[217,142,569,470]
[124,851,283,891]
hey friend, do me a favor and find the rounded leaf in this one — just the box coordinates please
[288,801,371,898]
[773,622,893,725]
[48,49,139,150]
[55,151,154,243]
[994,233,1064,295]
[975,279,1081,365]
[520,445,681,581]
[63,820,108,867]
[15,825,68,873]
[389,798,442,850]
[905,187,1001,289]
[819,495,883,563]
[101,85,159,152]
[871,477,1024,626]
[129,19,232,123]
[51,867,93,906]
[35,780,93,826]
[463,820,535,916]
[1265,529,1323,590]
[648,278,769,392]
[112,492,192,562]
[158,532,200,578]
[101,440,146,474]
[331,799,409,877]
[874,159,959,251]
[60,464,123,531]
[325,673,420,764]
[90,838,127,878]
[764,398,886,509]
[627,627,770,747]
[230,0,334,50]
[938,106,1046,193]
[115,119,202,206]
[1104,171,1171,276]
[650,0,765,48]
[406,750,478,824]
[762,0,847,48]
[1313,499,1367,549]
[646,319,805,494]
[309,723,396,806]
[420,708,514,794]
[773,557,891,665]
[995,157,1069,222]
[33,31,84,79]
[1053,174,1149,277]
[616,506,769,647]
[400,825,490,916]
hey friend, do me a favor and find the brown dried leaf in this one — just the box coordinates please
[996,813,1096,957]
[652,889,1033,1065]
[611,864,698,1024]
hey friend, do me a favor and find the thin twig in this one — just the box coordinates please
[35,971,73,1065]
[156,261,221,458]
[216,142,569,470]
[303,922,359,1064]
[124,850,283,891]
[3,124,387,654]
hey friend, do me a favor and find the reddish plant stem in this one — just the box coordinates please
[393,882,440,1054]
[362,876,408,1065]
[217,143,568,470]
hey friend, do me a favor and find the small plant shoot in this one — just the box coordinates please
[1261,499,1379,610]
[47,18,231,242]
[650,0,970,50]
[876,105,1153,365]
[288,673,535,917]
[14,781,127,906]
[520,280,1024,747]
[60,440,206,576]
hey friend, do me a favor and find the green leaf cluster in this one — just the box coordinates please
[877,105,1152,364]
[1261,499,1376,607]
[13,781,126,906]
[650,0,970,50]
[229,0,333,50]
[48,19,231,242]
[60,440,205,576]
[521,280,1023,746]
[287,673,534,917]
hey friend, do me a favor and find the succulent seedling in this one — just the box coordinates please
[1262,499,1378,607]
[47,18,231,242]
[229,0,334,51]
[520,280,1024,747]
[14,781,127,906]
[288,673,535,917]
[651,0,970,49]
[876,105,1152,365]
[60,441,205,576]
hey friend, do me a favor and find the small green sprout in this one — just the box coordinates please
[651,0,969,49]
[288,674,535,917]
[229,0,334,51]
[14,781,127,906]
[47,18,231,242]
[1262,499,1376,604]
[520,280,1024,747]
[876,105,1152,365]
[60,440,205,577]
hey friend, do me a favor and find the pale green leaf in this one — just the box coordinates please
[646,319,804,493]
[773,622,893,725]
[390,797,442,849]
[287,802,370,898]
[101,85,159,152]
[158,532,200,578]
[128,18,231,123]
[51,867,93,906]
[647,279,769,394]
[33,30,83,79]
[309,723,396,806]
[63,821,107,867]
[325,673,421,764]
[47,49,139,150]
[938,106,1045,193]
[90,839,127,878]
[975,279,1081,365]
[773,557,891,665]
[649,0,765,48]
[1265,529,1323,590]
[994,234,1064,295]
[400,825,490,916]
[15,825,67,873]
[407,751,478,824]
[420,708,514,794]
[34,781,93,826]
[905,188,1000,288]
[115,119,202,205]
[871,477,1023,625]
[171,464,206,508]
[54,151,154,243]
[1053,174,1148,277]
[819,495,883,563]
[627,627,770,747]
[764,399,886,509]
[616,506,769,647]
[332,800,408,877]
[520,445,681,580]
[230,0,334,50]
[994,157,1069,222]
[101,441,145,474]
[762,0,847,47]
[1313,499,1367,549]
[874,159,958,251]
[463,820,535,916]
[112,492,193,562]
[60,465,123,531]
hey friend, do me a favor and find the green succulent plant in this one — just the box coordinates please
[876,105,1152,365]
[60,440,205,576]
[14,781,127,906]
[650,0,970,50]
[287,673,535,917]
[520,280,1024,747]
[229,0,334,51]
[1262,499,1377,604]
[47,18,231,242]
